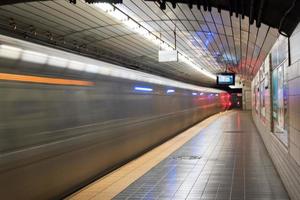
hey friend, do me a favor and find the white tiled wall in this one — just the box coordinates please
[290,24,300,64]
[287,61,300,168]
[243,89,251,110]
[289,23,300,167]
[243,83,252,110]
[252,23,300,200]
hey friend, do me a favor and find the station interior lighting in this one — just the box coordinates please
[134,86,153,92]
[94,3,216,80]
[166,89,175,93]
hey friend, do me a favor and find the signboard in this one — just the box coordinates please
[217,73,235,85]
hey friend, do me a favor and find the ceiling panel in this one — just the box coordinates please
[0,0,280,84]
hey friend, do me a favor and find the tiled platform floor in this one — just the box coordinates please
[114,111,289,200]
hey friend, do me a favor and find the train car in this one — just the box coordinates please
[0,34,229,200]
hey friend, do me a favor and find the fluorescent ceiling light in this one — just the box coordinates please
[136,27,149,37]
[94,3,216,79]
[229,85,243,89]
[110,9,128,21]
[199,69,216,80]
[123,19,139,29]
[178,54,215,80]
[134,86,153,92]
[96,2,114,12]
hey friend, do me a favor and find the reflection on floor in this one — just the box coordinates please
[114,111,289,200]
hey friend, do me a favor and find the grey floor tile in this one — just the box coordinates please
[113,111,290,200]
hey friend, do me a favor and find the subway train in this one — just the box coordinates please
[0,34,229,200]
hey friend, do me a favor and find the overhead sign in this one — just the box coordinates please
[158,50,178,62]
[217,73,235,86]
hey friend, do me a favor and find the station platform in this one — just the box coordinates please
[68,111,289,200]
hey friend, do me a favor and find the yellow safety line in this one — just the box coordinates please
[0,72,94,86]
[67,111,232,200]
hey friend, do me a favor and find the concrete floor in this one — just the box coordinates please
[114,111,289,200]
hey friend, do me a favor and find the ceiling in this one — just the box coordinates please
[0,0,281,86]
[145,0,300,37]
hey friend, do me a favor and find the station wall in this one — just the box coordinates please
[252,24,300,200]
[242,83,252,110]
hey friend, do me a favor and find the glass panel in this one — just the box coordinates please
[272,64,288,146]
[256,85,260,113]
[260,80,266,118]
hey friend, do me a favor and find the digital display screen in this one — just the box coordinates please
[217,73,235,85]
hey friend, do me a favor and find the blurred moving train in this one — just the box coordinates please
[0,34,230,200]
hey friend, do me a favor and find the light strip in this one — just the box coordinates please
[178,54,216,80]
[94,3,216,79]
[134,86,153,92]
[0,72,94,86]
[166,89,175,93]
